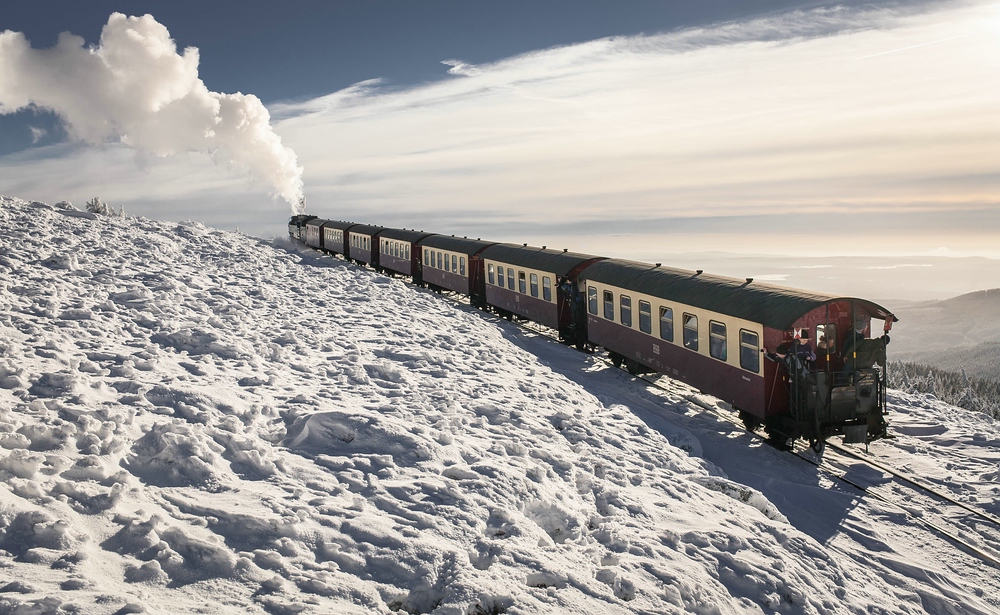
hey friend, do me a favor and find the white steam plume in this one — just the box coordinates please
[0,13,305,213]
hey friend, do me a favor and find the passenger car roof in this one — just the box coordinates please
[581,259,897,330]
[317,220,355,231]
[420,236,496,255]
[347,224,386,236]
[481,244,604,276]
[379,228,436,243]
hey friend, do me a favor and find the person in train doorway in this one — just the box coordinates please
[840,318,890,382]
[794,328,817,367]
[842,319,867,360]
[765,342,809,381]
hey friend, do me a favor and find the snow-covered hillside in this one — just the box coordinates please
[0,196,997,614]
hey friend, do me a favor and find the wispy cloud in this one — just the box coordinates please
[273,1,997,233]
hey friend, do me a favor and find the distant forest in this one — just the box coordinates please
[887,361,1000,420]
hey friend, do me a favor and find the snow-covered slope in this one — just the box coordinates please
[0,196,996,614]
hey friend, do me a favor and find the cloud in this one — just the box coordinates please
[441,60,482,77]
[0,13,304,211]
[28,126,46,143]
[271,1,997,236]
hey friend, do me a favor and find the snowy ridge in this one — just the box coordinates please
[0,196,997,614]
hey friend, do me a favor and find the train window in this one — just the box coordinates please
[740,330,760,373]
[639,301,651,334]
[542,277,552,301]
[424,248,429,264]
[518,271,527,294]
[530,274,539,297]
[393,242,399,257]
[603,291,614,320]
[683,313,699,351]
[488,264,495,285]
[659,307,674,342]
[816,323,836,354]
[507,268,515,289]
[497,266,505,288]
[405,245,410,260]
[709,321,727,361]
[444,253,450,272]
[437,252,443,270]
[452,255,458,273]
[460,257,465,276]
[620,295,632,327]
[588,286,598,314]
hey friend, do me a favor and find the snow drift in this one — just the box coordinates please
[0,195,997,614]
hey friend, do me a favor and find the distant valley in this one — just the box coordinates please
[887,288,1000,382]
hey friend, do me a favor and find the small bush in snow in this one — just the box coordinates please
[85,197,124,217]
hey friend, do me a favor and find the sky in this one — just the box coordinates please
[1,1,998,282]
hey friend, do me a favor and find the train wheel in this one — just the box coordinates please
[810,438,826,455]
[625,359,640,375]
[739,411,759,431]
[610,353,623,368]
[765,429,791,450]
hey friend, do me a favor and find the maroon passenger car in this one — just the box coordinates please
[579,259,896,448]
[321,221,357,256]
[304,218,331,250]
[420,236,496,304]
[481,244,603,341]
[345,224,386,267]
[378,229,436,282]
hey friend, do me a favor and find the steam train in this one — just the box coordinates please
[289,214,896,450]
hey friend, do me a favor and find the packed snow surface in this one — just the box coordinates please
[0,195,997,614]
